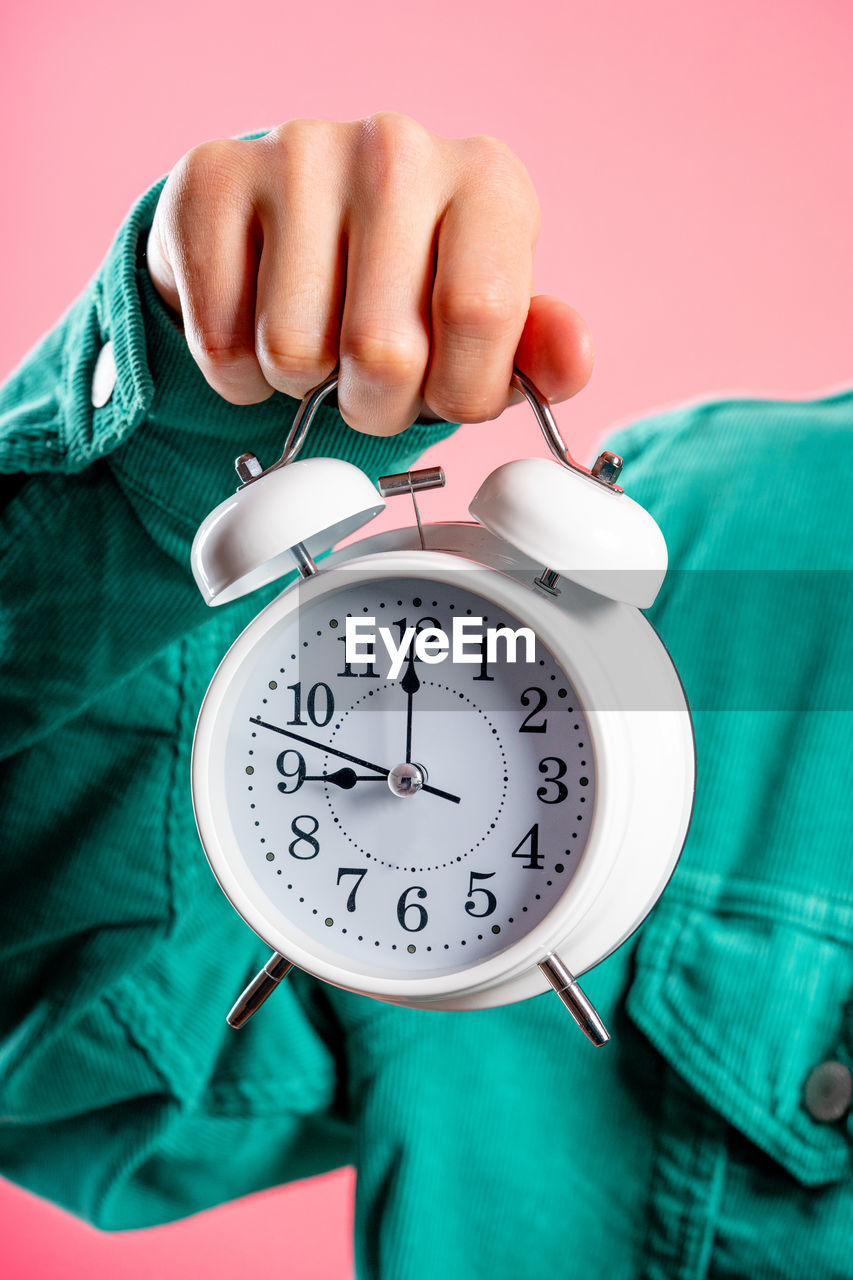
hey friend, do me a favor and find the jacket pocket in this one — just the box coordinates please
[625,891,853,1187]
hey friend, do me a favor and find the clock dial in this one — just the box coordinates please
[222,575,595,975]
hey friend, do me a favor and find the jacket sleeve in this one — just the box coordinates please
[0,170,457,1229]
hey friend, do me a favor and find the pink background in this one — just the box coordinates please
[2,1,852,1275]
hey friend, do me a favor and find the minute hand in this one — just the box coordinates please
[250,718,461,805]
[401,646,420,764]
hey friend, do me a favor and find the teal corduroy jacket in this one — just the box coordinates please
[1,172,852,1280]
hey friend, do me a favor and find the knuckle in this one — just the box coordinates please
[267,117,331,165]
[468,132,517,164]
[466,132,526,183]
[194,331,256,372]
[427,387,504,425]
[356,111,431,185]
[175,138,244,198]
[464,134,540,220]
[260,121,346,202]
[434,286,520,336]
[342,328,426,385]
[362,109,429,147]
[269,116,319,143]
[256,328,335,384]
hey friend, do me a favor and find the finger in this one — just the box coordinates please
[337,173,438,435]
[145,210,182,316]
[511,294,595,403]
[253,131,346,399]
[423,182,535,423]
[160,141,272,404]
[417,293,594,422]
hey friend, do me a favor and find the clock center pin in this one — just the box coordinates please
[388,762,426,798]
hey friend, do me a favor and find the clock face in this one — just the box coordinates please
[214,574,595,976]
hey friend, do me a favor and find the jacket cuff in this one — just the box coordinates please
[61,176,166,469]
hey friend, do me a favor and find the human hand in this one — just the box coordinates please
[146,112,593,436]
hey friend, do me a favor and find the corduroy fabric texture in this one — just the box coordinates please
[1,176,851,1279]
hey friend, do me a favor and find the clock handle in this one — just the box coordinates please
[539,954,610,1047]
[226,951,293,1029]
[240,365,621,494]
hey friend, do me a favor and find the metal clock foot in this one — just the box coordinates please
[539,954,610,1047]
[227,951,294,1029]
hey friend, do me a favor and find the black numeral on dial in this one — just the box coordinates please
[276,749,306,793]
[287,681,334,727]
[510,824,544,870]
[472,637,495,682]
[397,885,428,931]
[336,867,367,911]
[289,814,320,859]
[393,616,441,662]
[337,636,380,678]
[464,870,497,917]
[537,757,569,803]
[519,687,547,732]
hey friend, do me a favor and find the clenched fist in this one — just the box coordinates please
[146,112,593,436]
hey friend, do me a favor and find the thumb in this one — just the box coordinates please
[512,294,594,405]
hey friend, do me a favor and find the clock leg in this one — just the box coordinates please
[538,954,610,1047]
[226,951,294,1028]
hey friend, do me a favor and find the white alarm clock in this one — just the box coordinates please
[190,369,695,1046]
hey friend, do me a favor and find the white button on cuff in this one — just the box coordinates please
[803,1060,853,1123]
[91,340,117,408]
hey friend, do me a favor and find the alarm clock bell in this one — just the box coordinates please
[192,368,668,613]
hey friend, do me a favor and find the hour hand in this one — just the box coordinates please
[296,768,387,791]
